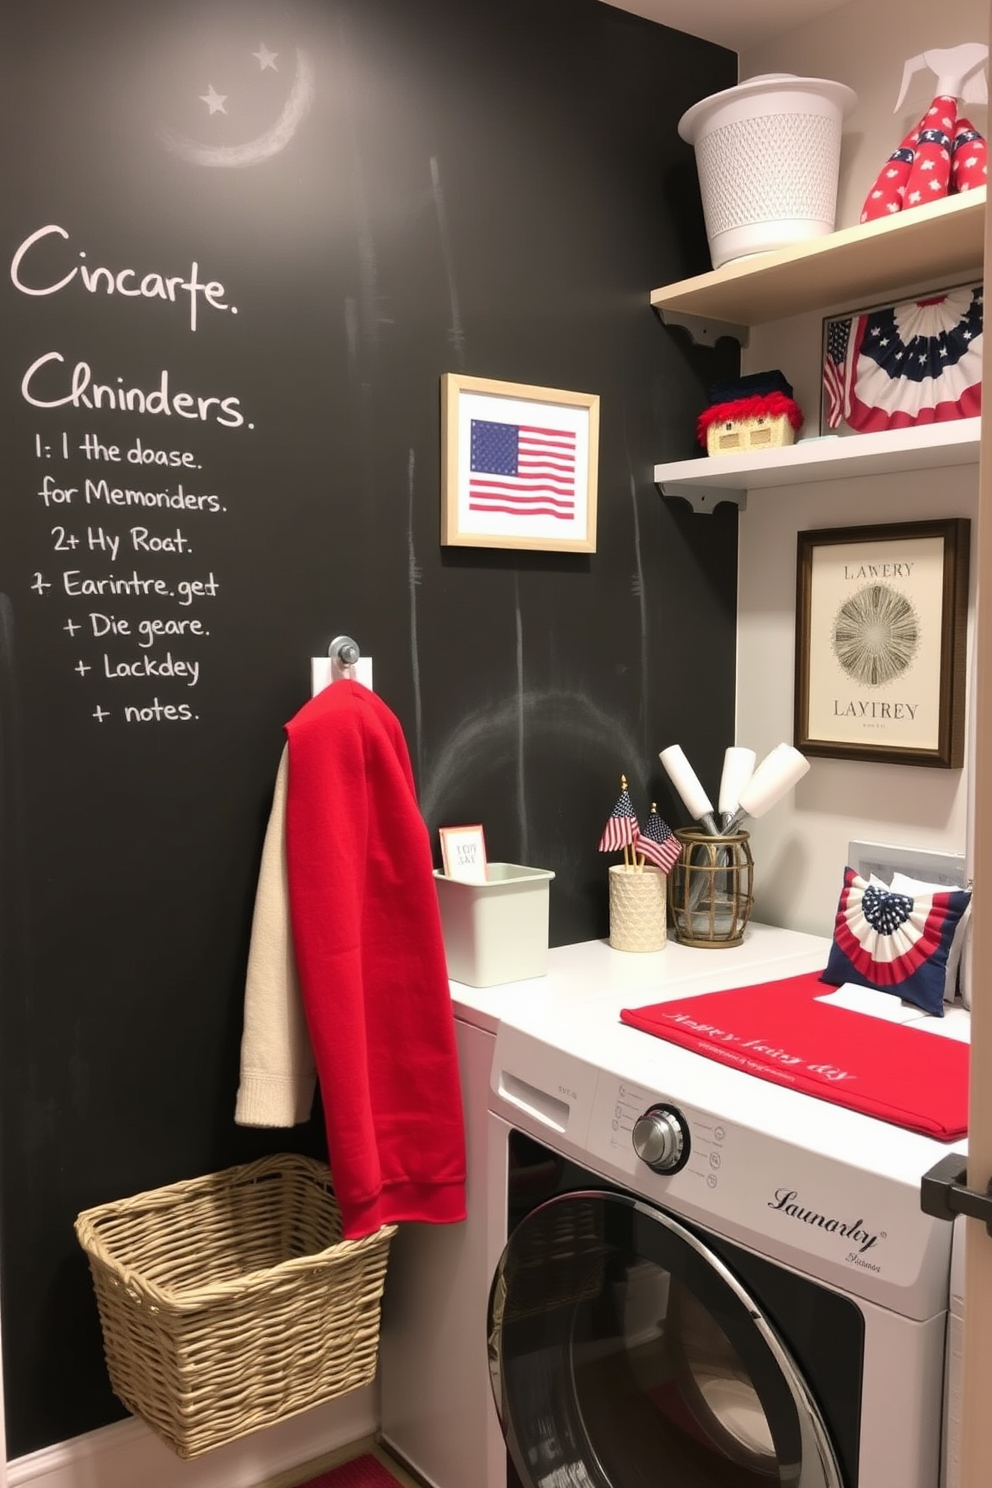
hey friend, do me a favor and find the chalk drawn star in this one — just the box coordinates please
[160,39,314,169]
[200,85,228,115]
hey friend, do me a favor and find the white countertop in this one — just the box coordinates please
[449,922,832,1034]
[452,922,969,1175]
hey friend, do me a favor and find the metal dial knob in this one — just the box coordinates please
[632,1105,689,1174]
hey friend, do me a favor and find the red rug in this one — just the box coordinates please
[296,1455,405,1488]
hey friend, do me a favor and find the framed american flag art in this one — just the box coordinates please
[821,282,983,436]
[795,519,971,769]
[441,373,599,551]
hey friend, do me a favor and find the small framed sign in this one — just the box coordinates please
[795,519,970,768]
[441,373,599,552]
[439,824,488,882]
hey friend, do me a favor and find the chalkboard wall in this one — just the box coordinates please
[0,0,737,1456]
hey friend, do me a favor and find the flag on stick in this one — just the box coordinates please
[635,805,682,874]
[599,775,638,865]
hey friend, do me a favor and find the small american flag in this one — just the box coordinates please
[822,314,856,430]
[469,418,576,519]
[635,807,681,874]
[599,780,637,853]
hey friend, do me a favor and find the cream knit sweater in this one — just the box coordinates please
[234,747,316,1127]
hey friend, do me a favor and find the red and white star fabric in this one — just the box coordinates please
[860,94,987,222]
[900,94,955,210]
[951,117,988,192]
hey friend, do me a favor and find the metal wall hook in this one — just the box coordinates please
[328,635,360,669]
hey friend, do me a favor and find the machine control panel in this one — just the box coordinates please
[631,1104,691,1174]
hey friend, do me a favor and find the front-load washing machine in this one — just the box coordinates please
[379,929,835,1488]
[486,1011,957,1488]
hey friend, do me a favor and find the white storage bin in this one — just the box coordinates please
[678,73,857,268]
[434,863,555,987]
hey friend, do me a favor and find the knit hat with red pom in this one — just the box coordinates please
[697,370,804,448]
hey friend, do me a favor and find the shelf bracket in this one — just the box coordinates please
[654,307,750,348]
[658,482,746,515]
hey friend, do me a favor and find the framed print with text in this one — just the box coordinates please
[441,373,599,552]
[438,824,488,882]
[795,519,970,768]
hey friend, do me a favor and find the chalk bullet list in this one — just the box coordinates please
[14,223,251,726]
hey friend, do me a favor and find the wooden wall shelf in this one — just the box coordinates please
[654,420,981,513]
[650,189,986,333]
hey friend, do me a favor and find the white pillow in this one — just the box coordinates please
[889,872,971,1005]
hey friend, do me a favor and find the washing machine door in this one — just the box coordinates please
[488,1190,844,1488]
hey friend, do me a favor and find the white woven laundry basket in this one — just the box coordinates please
[679,74,857,268]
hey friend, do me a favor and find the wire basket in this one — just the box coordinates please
[74,1154,396,1458]
[670,830,754,948]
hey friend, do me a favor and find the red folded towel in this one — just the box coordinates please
[620,972,968,1140]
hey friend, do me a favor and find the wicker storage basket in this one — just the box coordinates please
[74,1154,395,1459]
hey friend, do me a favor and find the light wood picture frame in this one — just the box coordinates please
[441,373,599,551]
[795,519,970,768]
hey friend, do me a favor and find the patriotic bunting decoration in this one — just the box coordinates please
[860,93,987,224]
[820,867,972,1018]
[634,806,681,875]
[822,285,983,433]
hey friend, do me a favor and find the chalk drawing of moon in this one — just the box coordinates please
[158,47,314,169]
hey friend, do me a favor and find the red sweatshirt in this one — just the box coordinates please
[285,680,467,1238]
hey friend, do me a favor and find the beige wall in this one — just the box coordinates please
[735,466,976,936]
[741,0,989,230]
[731,0,986,934]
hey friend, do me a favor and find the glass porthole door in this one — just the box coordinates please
[488,1191,845,1488]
